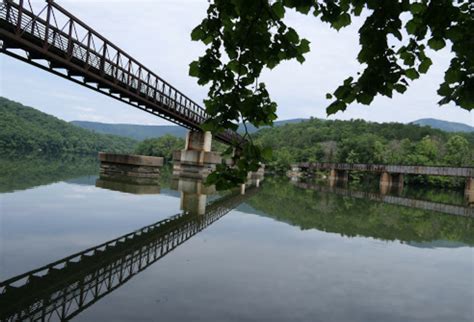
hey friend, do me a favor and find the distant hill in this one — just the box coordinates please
[70,118,308,140]
[0,97,137,154]
[412,118,473,133]
[71,120,188,140]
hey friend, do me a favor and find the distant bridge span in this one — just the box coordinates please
[291,162,474,202]
[0,0,241,144]
[295,162,474,178]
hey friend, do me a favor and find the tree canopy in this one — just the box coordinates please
[190,0,473,188]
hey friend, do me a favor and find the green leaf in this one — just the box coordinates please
[418,57,432,74]
[295,4,311,14]
[357,93,374,105]
[298,39,310,54]
[405,19,419,35]
[203,36,213,45]
[228,60,240,73]
[190,26,204,41]
[333,13,351,31]
[405,68,419,80]
[271,2,285,19]
[410,3,425,14]
[394,84,407,94]
[286,28,299,44]
[188,61,200,77]
[326,100,347,115]
[326,93,333,99]
[428,37,446,51]
[445,69,460,83]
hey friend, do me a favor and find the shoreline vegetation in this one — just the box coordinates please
[1,97,472,188]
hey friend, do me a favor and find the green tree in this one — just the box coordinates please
[134,135,185,162]
[444,135,471,166]
[190,0,473,187]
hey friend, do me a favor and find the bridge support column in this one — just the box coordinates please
[380,172,404,194]
[98,152,163,184]
[173,131,221,180]
[466,177,474,206]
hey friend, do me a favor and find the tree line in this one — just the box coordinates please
[255,118,474,171]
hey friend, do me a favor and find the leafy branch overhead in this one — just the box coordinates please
[189,0,473,188]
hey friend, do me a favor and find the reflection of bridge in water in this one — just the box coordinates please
[293,181,474,218]
[0,189,256,322]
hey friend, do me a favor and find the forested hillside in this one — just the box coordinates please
[0,97,137,154]
[256,118,474,170]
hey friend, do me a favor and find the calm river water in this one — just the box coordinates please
[0,154,473,322]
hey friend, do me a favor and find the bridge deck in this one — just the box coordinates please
[0,0,240,144]
[296,162,474,177]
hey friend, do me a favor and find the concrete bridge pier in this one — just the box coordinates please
[173,131,222,180]
[466,177,474,206]
[380,172,404,194]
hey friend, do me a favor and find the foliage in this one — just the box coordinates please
[191,0,474,187]
[444,135,471,166]
[0,97,137,154]
[134,135,185,162]
[255,118,473,186]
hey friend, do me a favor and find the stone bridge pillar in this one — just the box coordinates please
[466,177,474,206]
[380,172,404,194]
[173,130,221,179]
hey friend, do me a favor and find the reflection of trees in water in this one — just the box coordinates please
[247,178,474,245]
[0,153,99,193]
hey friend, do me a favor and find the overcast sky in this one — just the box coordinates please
[1,0,472,126]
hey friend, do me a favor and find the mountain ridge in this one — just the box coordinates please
[411,118,473,133]
[71,117,473,140]
[71,118,307,140]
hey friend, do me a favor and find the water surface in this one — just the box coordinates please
[0,154,473,321]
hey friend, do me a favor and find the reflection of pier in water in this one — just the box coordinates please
[294,181,474,218]
[0,188,256,322]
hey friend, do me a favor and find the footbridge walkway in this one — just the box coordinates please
[0,0,241,144]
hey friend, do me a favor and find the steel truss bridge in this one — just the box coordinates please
[0,0,241,144]
[0,190,256,322]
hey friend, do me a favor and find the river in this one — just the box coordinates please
[0,154,473,322]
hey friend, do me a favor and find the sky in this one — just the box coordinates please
[1,0,472,126]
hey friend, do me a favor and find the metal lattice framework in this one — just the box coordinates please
[0,189,256,322]
[0,0,242,144]
[295,162,474,177]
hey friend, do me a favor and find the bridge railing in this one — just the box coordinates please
[0,0,242,144]
[295,162,474,177]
